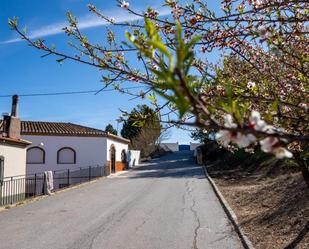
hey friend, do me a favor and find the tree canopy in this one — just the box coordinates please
[10,0,309,184]
[191,129,212,144]
[104,123,118,135]
[120,104,161,157]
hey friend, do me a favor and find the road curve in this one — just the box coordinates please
[0,151,242,249]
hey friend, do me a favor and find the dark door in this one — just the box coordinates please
[110,146,116,173]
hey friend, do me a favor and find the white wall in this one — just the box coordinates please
[22,135,108,175]
[0,143,27,201]
[106,138,129,161]
[190,143,203,151]
[161,142,179,152]
[0,143,27,178]
[128,150,140,167]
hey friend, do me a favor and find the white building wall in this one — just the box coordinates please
[128,150,141,167]
[22,135,108,175]
[190,143,203,151]
[0,144,27,178]
[161,142,179,152]
[106,138,129,161]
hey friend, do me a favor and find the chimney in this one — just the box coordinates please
[11,94,19,117]
[2,95,21,139]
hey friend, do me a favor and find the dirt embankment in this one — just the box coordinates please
[205,148,309,249]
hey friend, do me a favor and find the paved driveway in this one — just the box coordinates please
[0,151,243,249]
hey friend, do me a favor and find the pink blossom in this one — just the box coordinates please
[216,85,225,95]
[224,114,237,128]
[299,103,308,112]
[247,81,256,90]
[253,0,263,8]
[216,130,256,148]
[258,25,271,39]
[249,111,274,133]
[120,1,129,9]
[260,137,293,159]
[171,5,184,18]
[216,114,256,148]
[237,4,245,12]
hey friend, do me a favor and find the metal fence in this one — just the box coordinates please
[0,165,109,206]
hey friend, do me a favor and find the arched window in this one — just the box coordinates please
[121,149,127,163]
[57,147,76,164]
[27,147,45,164]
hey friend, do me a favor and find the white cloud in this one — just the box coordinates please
[1,8,170,45]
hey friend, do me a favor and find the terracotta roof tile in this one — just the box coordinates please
[0,120,130,143]
[22,121,107,136]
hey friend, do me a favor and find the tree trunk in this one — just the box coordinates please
[300,163,309,188]
[295,153,309,188]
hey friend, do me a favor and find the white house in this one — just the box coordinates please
[127,150,141,168]
[0,95,31,178]
[161,142,179,152]
[20,121,130,175]
[0,95,31,205]
[0,95,132,205]
[0,137,31,205]
[1,95,130,177]
[0,137,30,178]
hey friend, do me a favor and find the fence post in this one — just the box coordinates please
[0,182,2,206]
[43,173,46,195]
[34,174,37,197]
[89,166,91,181]
[10,177,13,204]
[67,169,70,187]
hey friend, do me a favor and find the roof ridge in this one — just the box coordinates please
[67,122,106,133]
[21,120,65,123]
[0,119,129,143]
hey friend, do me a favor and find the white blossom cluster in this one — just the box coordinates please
[216,111,293,159]
[120,1,129,9]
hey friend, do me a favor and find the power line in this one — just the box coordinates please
[0,86,146,98]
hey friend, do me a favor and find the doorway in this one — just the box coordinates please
[110,145,116,174]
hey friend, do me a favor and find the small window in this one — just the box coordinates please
[57,147,76,164]
[27,147,45,164]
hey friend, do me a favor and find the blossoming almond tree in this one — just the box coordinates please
[9,0,309,185]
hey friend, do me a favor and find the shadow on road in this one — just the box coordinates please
[126,151,205,179]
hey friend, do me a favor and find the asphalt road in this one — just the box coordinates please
[0,151,243,249]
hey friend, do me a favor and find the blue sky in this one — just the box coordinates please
[0,0,220,144]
